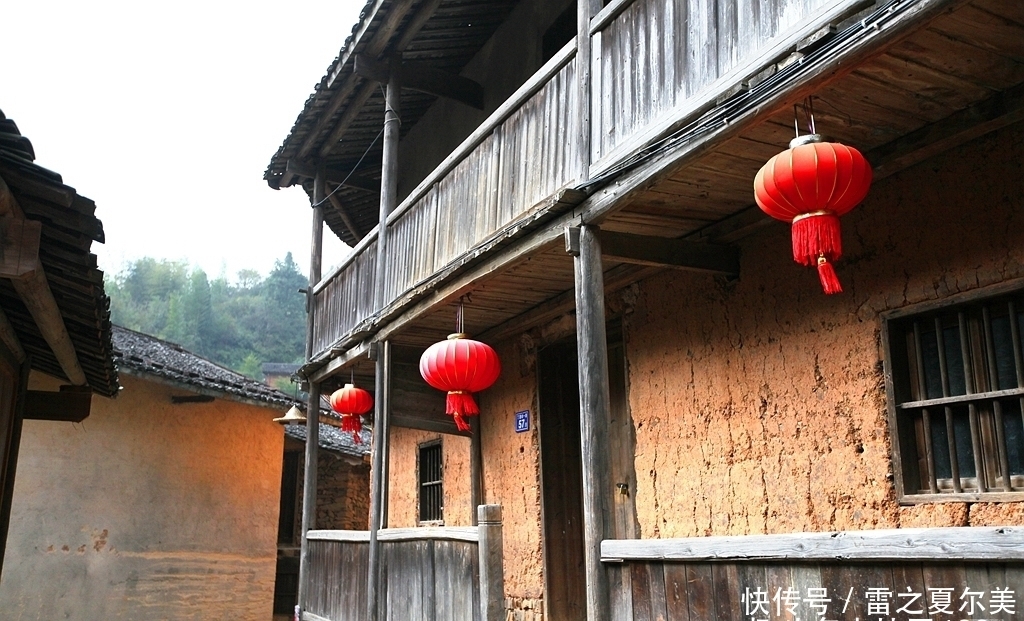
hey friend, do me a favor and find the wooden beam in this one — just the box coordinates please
[478,263,658,345]
[0,174,87,385]
[601,526,1024,563]
[390,413,469,436]
[313,0,443,160]
[306,340,371,384]
[596,230,738,276]
[295,0,414,161]
[373,66,401,311]
[869,80,1024,180]
[0,307,25,363]
[11,270,87,385]
[24,386,91,422]
[355,55,485,110]
[327,191,363,240]
[0,217,41,278]
[285,159,380,194]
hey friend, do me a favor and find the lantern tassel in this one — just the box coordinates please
[791,211,841,266]
[340,413,363,443]
[446,391,479,432]
[817,256,843,295]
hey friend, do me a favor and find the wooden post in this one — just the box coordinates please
[477,504,505,621]
[367,339,392,621]
[297,165,326,615]
[373,58,402,312]
[577,0,600,182]
[572,224,612,621]
[470,417,483,526]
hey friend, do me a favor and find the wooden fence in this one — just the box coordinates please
[602,527,1024,621]
[303,506,504,621]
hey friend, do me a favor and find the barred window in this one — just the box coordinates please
[418,441,443,523]
[885,285,1024,501]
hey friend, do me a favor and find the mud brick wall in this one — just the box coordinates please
[626,122,1024,537]
[315,453,370,530]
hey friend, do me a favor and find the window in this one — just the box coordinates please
[418,441,443,523]
[884,284,1024,501]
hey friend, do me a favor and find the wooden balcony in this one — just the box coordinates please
[308,0,887,361]
[311,42,581,357]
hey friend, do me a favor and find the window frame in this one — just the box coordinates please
[417,440,444,525]
[882,277,1024,504]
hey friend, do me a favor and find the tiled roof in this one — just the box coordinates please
[112,325,369,457]
[284,422,370,458]
[0,109,118,396]
[112,325,292,407]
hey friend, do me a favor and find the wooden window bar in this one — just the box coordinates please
[901,297,1024,496]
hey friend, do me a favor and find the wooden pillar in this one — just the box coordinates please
[577,0,600,182]
[297,165,326,614]
[367,339,392,621]
[477,504,505,621]
[572,223,612,621]
[373,60,402,312]
[470,417,483,526]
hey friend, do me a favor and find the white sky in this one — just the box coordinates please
[1,0,365,282]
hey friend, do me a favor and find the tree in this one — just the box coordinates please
[105,254,307,378]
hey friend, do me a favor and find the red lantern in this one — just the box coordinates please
[753,134,873,294]
[419,333,501,432]
[329,383,373,442]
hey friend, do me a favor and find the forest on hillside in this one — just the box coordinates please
[104,254,308,382]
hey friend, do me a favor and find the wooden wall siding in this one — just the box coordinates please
[306,539,370,621]
[311,57,580,357]
[496,56,581,228]
[591,0,846,162]
[304,537,481,621]
[608,559,1024,621]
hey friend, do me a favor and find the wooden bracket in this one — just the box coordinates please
[355,54,485,110]
[596,230,739,276]
[24,385,92,422]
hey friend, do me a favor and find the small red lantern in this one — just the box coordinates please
[329,383,373,442]
[419,333,501,432]
[753,134,873,294]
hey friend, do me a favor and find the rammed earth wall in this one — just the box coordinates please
[384,123,1024,617]
[627,122,1024,535]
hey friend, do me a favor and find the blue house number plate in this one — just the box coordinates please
[514,410,530,433]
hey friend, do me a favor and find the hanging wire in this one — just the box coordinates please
[311,125,386,208]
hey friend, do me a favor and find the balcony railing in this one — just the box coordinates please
[303,506,504,621]
[312,0,875,358]
[312,42,581,356]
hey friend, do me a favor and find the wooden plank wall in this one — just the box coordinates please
[305,538,480,621]
[609,560,1024,621]
[591,0,838,161]
[312,56,580,355]
[306,539,370,621]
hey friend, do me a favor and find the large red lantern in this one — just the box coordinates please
[753,134,872,294]
[329,383,373,442]
[420,333,501,432]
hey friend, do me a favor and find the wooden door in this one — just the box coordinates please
[538,340,586,621]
